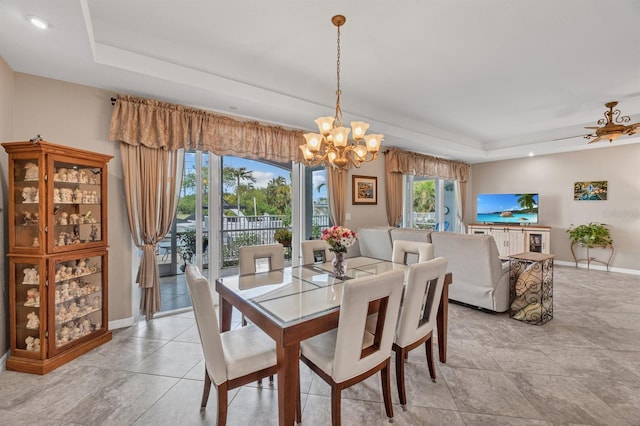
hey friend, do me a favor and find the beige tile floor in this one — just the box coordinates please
[1,265,639,425]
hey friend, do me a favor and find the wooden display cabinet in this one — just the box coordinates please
[2,140,113,374]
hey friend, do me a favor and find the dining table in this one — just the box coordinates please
[215,256,452,426]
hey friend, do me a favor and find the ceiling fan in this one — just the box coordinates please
[554,101,640,143]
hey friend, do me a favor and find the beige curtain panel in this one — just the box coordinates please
[385,154,403,227]
[327,166,347,226]
[385,148,470,182]
[109,95,305,163]
[120,144,184,320]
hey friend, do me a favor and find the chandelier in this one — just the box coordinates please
[299,15,383,170]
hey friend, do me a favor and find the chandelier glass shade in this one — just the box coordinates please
[299,15,383,170]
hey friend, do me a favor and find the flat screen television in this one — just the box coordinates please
[476,193,539,224]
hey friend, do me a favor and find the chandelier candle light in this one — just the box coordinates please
[299,15,383,170]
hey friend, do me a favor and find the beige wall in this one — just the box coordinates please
[0,56,15,358]
[469,145,640,271]
[8,73,133,323]
[343,156,389,230]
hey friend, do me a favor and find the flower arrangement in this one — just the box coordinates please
[321,225,358,253]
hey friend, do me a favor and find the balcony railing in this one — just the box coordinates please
[220,214,330,267]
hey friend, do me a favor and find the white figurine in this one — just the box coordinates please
[61,188,73,203]
[24,288,39,306]
[22,268,38,284]
[26,312,40,329]
[24,162,39,180]
[32,237,39,248]
[73,188,83,203]
[25,336,35,351]
[59,212,68,225]
[67,170,79,183]
[79,169,88,184]
[61,283,70,300]
[53,188,61,203]
[57,168,68,182]
[21,186,38,203]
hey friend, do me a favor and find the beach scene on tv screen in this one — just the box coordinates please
[477,193,539,224]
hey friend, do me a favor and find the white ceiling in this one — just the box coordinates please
[2,0,640,163]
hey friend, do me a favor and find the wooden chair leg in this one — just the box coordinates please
[201,370,212,409]
[425,335,436,382]
[217,381,228,426]
[296,371,302,423]
[395,347,408,406]
[381,360,394,420]
[331,385,342,426]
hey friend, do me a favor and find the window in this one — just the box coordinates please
[403,175,458,232]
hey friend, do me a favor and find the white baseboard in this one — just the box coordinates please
[0,350,8,372]
[554,260,640,275]
[109,316,135,330]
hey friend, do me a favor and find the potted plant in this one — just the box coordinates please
[179,229,209,271]
[567,222,613,247]
[274,228,293,247]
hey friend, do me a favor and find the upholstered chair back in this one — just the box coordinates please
[395,257,447,348]
[238,243,284,275]
[185,265,227,386]
[301,240,335,265]
[391,240,434,265]
[332,269,404,382]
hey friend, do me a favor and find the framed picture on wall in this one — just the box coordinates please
[352,175,377,205]
[574,180,608,201]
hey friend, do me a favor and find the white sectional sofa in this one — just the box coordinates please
[354,226,510,312]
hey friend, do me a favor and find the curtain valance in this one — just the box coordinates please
[384,148,470,182]
[109,95,305,163]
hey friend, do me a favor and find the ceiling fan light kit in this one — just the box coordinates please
[583,101,640,144]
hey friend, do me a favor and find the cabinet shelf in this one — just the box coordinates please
[468,224,551,257]
[3,140,112,374]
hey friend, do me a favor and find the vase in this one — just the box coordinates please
[332,252,347,279]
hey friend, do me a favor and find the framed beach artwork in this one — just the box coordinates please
[352,175,377,205]
[574,181,608,201]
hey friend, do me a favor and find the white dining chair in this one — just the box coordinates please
[391,240,434,265]
[184,265,278,426]
[299,269,404,425]
[393,257,447,407]
[239,243,284,275]
[237,243,283,384]
[301,239,335,265]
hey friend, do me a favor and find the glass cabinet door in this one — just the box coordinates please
[11,259,44,358]
[51,160,104,251]
[52,253,105,353]
[13,157,44,252]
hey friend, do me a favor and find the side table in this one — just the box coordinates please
[509,252,554,325]
[570,242,614,271]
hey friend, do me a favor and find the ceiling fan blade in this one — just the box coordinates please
[587,136,603,144]
[584,126,601,129]
[553,134,585,141]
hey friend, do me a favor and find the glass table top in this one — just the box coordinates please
[217,257,410,326]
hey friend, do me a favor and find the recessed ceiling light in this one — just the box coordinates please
[28,16,48,30]
[528,152,534,157]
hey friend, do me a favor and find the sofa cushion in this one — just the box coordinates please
[430,232,510,312]
[390,228,433,244]
[356,226,394,260]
